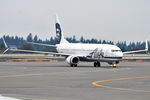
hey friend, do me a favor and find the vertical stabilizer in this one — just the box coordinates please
[55,15,69,44]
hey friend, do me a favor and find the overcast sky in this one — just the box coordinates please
[0,0,150,42]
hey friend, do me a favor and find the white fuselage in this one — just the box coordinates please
[56,43,123,59]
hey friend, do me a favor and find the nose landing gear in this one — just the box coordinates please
[108,61,119,68]
[112,64,117,68]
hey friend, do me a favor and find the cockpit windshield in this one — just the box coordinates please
[111,50,122,52]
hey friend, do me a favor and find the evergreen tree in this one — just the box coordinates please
[80,36,84,43]
[33,35,38,42]
[27,33,33,42]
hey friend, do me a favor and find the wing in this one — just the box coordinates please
[2,37,86,57]
[123,49,147,54]
[9,48,70,56]
[27,42,57,47]
[123,40,148,54]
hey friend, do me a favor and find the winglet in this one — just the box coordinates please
[2,37,9,54]
[2,37,8,48]
[145,40,148,51]
[145,40,149,54]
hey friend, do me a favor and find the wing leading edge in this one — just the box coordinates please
[27,42,57,47]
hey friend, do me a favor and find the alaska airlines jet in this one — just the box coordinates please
[3,16,148,68]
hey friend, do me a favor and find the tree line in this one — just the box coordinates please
[0,33,149,53]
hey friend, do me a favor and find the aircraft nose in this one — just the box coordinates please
[117,52,123,57]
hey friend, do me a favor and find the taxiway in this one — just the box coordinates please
[0,61,149,100]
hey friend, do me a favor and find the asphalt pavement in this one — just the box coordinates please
[0,61,149,100]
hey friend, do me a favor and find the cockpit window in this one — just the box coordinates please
[111,50,121,52]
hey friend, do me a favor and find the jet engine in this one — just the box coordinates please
[66,56,80,65]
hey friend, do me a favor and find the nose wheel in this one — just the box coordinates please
[94,62,101,67]
[112,64,116,68]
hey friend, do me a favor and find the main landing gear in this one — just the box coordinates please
[70,64,77,67]
[94,61,101,67]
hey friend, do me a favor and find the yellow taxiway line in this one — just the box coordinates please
[92,76,150,93]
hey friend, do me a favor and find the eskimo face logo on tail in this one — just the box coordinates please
[55,23,62,44]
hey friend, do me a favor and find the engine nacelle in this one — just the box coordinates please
[66,56,80,64]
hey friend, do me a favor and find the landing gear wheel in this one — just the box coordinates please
[94,62,97,67]
[74,64,77,67]
[112,64,116,68]
[97,62,101,67]
[70,64,77,67]
[94,62,101,67]
[71,64,74,67]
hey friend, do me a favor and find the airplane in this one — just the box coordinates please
[2,15,149,68]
